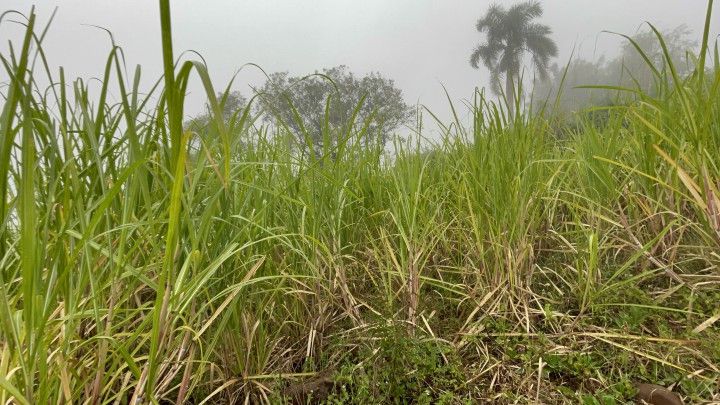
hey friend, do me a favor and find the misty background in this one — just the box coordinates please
[2,0,718,128]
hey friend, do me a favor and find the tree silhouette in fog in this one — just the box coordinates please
[470,1,558,118]
[256,66,412,157]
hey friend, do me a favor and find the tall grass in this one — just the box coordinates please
[0,1,718,403]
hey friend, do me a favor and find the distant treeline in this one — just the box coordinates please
[532,25,698,113]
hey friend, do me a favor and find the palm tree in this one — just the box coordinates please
[470,1,558,118]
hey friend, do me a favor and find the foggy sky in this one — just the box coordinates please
[2,0,718,125]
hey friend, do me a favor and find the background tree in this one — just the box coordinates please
[470,1,558,118]
[256,65,412,156]
[186,90,248,130]
[532,25,696,114]
[610,24,695,92]
[184,90,251,158]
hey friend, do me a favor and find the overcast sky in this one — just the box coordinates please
[2,1,718,125]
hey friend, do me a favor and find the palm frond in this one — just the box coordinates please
[525,23,558,79]
[470,46,483,69]
[507,1,542,31]
[470,43,503,70]
[476,4,505,34]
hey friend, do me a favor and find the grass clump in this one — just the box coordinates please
[0,1,719,403]
[324,326,468,405]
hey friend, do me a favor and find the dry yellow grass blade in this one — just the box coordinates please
[692,312,720,334]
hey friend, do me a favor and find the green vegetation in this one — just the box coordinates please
[0,0,719,403]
